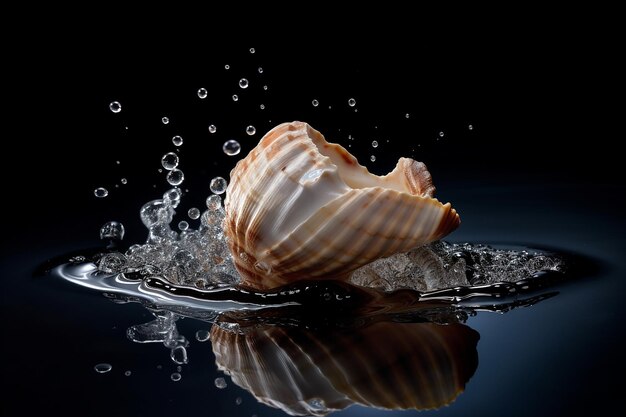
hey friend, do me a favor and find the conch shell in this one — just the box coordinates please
[224,121,460,290]
[211,314,479,416]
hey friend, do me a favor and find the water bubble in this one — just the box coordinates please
[249,47,255,54]
[124,370,132,376]
[235,397,243,405]
[100,221,125,241]
[206,195,222,210]
[163,188,182,207]
[405,113,410,119]
[239,78,249,89]
[172,135,183,146]
[468,124,474,130]
[178,221,189,231]
[109,101,121,113]
[258,67,263,73]
[170,346,188,364]
[167,169,184,186]
[208,124,217,134]
[260,104,265,110]
[224,64,230,70]
[439,131,445,137]
[121,178,127,185]
[94,187,108,198]
[162,117,169,125]
[232,94,239,101]
[94,363,112,374]
[171,372,182,382]
[307,398,327,413]
[195,329,211,342]
[188,208,200,220]
[370,155,376,162]
[348,98,356,107]
[263,85,268,91]
[176,365,182,372]
[246,125,256,136]
[210,177,227,194]
[214,377,227,389]
[312,99,319,107]
[161,152,179,170]
[197,88,207,99]
[99,252,127,273]
[372,140,378,148]
[223,140,241,156]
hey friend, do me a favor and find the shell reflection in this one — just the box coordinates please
[211,313,479,416]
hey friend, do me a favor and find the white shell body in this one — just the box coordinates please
[224,122,460,289]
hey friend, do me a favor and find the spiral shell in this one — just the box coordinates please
[211,318,478,416]
[224,121,460,290]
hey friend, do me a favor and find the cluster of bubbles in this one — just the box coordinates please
[98,186,238,288]
[351,241,564,293]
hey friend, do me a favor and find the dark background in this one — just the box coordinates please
[3,40,624,416]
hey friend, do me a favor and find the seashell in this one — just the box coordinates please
[224,121,460,290]
[211,314,479,416]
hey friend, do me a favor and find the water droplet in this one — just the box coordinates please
[210,177,227,194]
[121,178,127,185]
[372,140,378,148]
[197,88,207,99]
[162,117,169,125]
[172,135,183,146]
[94,187,108,198]
[170,345,188,364]
[260,104,265,110]
[223,140,241,156]
[235,397,243,405]
[249,47,255,54]
[171,372,182,382]
[232,94,239,101]
[100,221,125,241]
[195,329,211,342]
[178,221,189,231]
[208,124,217,134]
[439,131,445,137]
[258,67,263,73]
[163,188,182,207]
[468,124,474,130]
[370,155,376,162]
[405,113,410,119]
[263,85,268,91]
[307,398,327,412]
[348,98,356,107]
[109,101,121,113]
[224,64,230,70]
[312,99,319,107]
[161,152,179,170]
[239,78,249,89]
[167,169,184,186]
[214,377,227,389]
[124,370,132,376]
[94,363,112,373]
[206,195,222,210]
[246,125,256,136]
[188,207,200,220]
